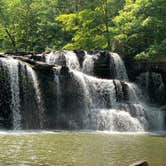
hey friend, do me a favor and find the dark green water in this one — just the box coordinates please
[0,131,166,166]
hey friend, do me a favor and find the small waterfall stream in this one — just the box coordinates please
[82,52,95,75]
[110,53,128,81]
[1,58,21,129]
[46,51,80,70]
[25,65,45,129]
[0,57,44,129]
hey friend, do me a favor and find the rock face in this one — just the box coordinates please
[93,51,111,79]
[125,58,166,105]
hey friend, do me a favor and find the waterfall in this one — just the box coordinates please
[68,71,154,131]
[0,58,21,129]
[90,109,144,131]
[0,51,164,131]
[25,65,45,129]
[48,51,164,131]
[136,72,165,104]
[46,51,80,70]
[82,52,95,75]
[54,73,61,112]
[0,57,44,129]
[110,53,128,81]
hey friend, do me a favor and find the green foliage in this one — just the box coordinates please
[0,0,69,52]
[113,0,166,58]
[57,0,125,50]
[0,0,165,59]
[57,9,107,50]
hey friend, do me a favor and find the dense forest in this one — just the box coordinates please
[0,0,165,59]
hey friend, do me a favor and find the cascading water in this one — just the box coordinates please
[68,71,151,131]
[46,51,164,131]
[82,52,95,75]
[46,51,80,70]
[0,58,21,129]
[25,65,45,129]
[136,71,165,104]
[110,53,128,81]
[0,51,165,131]
[0,57,44,129]
[46,51,95,75]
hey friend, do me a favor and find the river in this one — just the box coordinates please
[0,131,165,166]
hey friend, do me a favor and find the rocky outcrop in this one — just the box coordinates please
[13,56,54,71]
[125,58,166,104]
[93,51,111,79]
[125,58,166,81]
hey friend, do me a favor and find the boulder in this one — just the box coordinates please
[125,57,166,104]
[74,50,85,67]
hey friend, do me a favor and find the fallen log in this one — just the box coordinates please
[129,160,148,166]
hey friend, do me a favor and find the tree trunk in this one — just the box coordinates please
[5,28,17,52]
[104,0,111,50]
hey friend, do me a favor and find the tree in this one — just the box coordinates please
[56,0,125,50]
[113,0,166,58]
[0,0,18,51]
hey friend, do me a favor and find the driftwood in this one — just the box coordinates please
[129,160,148,166]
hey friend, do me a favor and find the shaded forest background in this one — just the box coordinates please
[0,0,165,59]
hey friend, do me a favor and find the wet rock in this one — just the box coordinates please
[74,50,85,67]
[93,51,111,79]
[29,54,45,61]
[125,57,166,104]
[60,66,69,76]
[14,56,54,72]
[33,61,54,72]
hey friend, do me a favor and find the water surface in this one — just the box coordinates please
[0,131,166,166]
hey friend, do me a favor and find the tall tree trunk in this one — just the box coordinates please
[104,0,111,50]
[5,28,17,52]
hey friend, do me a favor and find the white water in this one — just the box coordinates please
[69,70,160,131]
[0,57,44,129]
[82,52,95,75]
[46,51,80,70]
[1,58,21,129]
[48,51,164,131]
[90,109,144,131]
[54,69,61,112]
[110,53,128,81]
[0,51,163,132]
[25,65,45,129]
